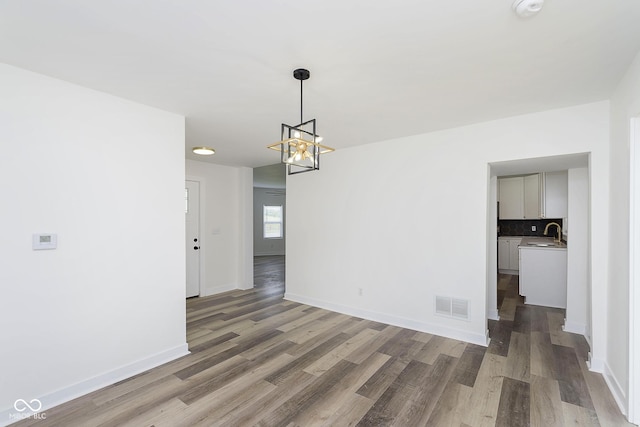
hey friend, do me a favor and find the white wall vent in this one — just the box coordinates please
[435,296,469,320]
[452,298,469,319]
[436,296,452,316]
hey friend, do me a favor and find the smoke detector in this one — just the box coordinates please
[513,0,544,18]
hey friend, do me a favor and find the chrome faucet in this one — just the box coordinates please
[543,222,562,243]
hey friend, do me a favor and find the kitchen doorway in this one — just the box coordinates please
[487,154,591,338]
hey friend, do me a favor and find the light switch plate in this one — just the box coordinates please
[33,233,57,250]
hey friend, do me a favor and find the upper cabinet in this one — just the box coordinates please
[498,171,567,219]
[540,171,568,219]
[498,175,539,219]
[523,174,540,219]
[498,177,524,219]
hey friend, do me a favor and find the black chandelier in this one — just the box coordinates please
[267,68,334,175]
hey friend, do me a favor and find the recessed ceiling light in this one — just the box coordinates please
[192,146,215,155]
[513,0,544,18]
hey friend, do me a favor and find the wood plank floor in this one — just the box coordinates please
[14,260,632,426]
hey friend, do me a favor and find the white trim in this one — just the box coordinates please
[0,344,189,427]
[238,167,254,291]
[629,117,640,424]
[201,283,240,297]
[587,352,605,372]
[603,361,628,418]
[562,319,586,335]
[486,173,499,328]
[586,353,628,417]
[285,292,490,347]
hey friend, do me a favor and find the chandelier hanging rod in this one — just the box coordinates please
[293,68,310,123]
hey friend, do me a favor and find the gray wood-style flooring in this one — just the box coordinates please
[14,258,631,426]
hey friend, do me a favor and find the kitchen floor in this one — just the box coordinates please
[491,273,631,426]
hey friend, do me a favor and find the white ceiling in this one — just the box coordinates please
[2,1,639,168]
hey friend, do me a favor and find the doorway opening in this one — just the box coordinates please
[487,153,591,346]
[253,164,287,295]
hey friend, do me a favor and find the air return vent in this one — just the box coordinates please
[436,296,452,316]
[452,298,469,319]
[435,296,469,320]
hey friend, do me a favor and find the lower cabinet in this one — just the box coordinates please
[519,247,567,308]
[498,237,522,273]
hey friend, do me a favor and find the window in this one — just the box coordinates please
[263,205,283,239]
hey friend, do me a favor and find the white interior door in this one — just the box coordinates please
[185,180,200,298]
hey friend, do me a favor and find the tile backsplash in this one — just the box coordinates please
[498,219,563,237]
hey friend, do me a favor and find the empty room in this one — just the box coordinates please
[2,1,640,426]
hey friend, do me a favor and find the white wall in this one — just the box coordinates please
[565,167,589,336]
[186,160,254,295]
[254,188,286,256]
[286,101,609,348]
[0,64,187,423]
[238,168,254,290]
[609,50,640,420]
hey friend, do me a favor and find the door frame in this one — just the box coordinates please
[629,117,640,423]
[186,176,205,298]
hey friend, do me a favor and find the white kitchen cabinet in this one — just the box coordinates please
[498,177,523,219]
[540,171,568,219]
[498,239,510,269]
[498,237,522,273]
[498,175,539,219]
[519,246,567,308]
[524,174,540,219]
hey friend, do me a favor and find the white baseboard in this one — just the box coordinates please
[284,292,489,347]
[602,361,628,417]
[0,344,189,427]
[488,308,500,321]
[562,319,586,335]
[587,352,605,372]
[201,283,238,297]
[586,353,628,419]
